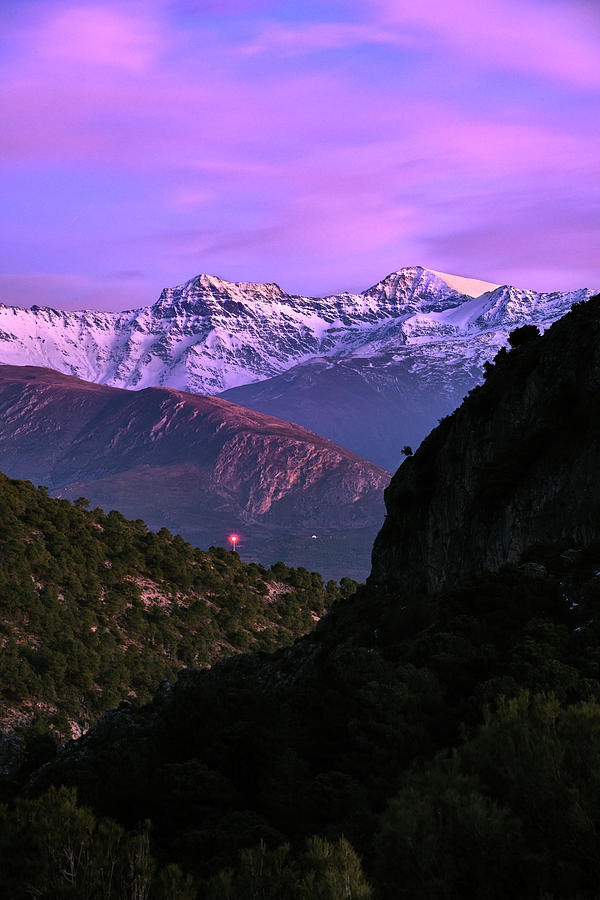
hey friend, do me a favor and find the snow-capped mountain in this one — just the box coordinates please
[0,266,593,469]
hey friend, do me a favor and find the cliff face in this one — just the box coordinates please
[369,295,600,594]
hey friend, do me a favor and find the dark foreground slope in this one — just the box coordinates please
[0,366,389,580]
[11,295,600,899]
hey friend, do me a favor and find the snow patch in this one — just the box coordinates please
[428,270,500,298]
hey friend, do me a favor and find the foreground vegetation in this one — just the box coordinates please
[5,540,598,898]
[0,473,351,740]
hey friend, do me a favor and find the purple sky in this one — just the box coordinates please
[1,0,599,310]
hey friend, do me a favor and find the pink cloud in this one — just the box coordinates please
[369,0,600,89]
[2,1,595,178]
[167,186,216,209]
[422,198,600,293]
[0,0,597,302]
[9,4,165,72]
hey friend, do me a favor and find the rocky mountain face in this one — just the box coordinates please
[369,294,600,594]
[0,267,593,470]
[0,366,389,580]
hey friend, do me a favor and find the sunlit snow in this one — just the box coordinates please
[0,266,593,395]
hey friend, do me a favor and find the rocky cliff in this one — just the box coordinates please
[369,295,600,594]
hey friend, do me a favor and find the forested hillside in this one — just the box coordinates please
[3,297,600,899]
[10,543,600,899]
[0,473,338,740]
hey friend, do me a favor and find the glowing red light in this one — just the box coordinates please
[228,533,239,548]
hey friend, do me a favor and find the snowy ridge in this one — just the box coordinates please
[0,266,593,394]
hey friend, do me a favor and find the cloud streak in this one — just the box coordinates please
[369,0,600,89]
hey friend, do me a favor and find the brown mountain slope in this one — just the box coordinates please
[0,366,389,580]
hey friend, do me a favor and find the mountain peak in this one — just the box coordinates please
[176,268,498,304]
[361,265,477,312]
[365,266,500,301]
[184,273,287,295]
[151,274,290,317]
[172,273,289,303]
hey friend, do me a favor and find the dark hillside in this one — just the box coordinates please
[370,294,600,593]
[25,545,600,899]
[8,294,600,899]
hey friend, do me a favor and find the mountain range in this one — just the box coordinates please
[0,266,593,470]
[0,365,388,580]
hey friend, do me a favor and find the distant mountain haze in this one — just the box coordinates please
[0,366,389,580]
[0,266,592,470]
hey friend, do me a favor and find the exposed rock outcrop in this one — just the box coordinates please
[369,295,600,594]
